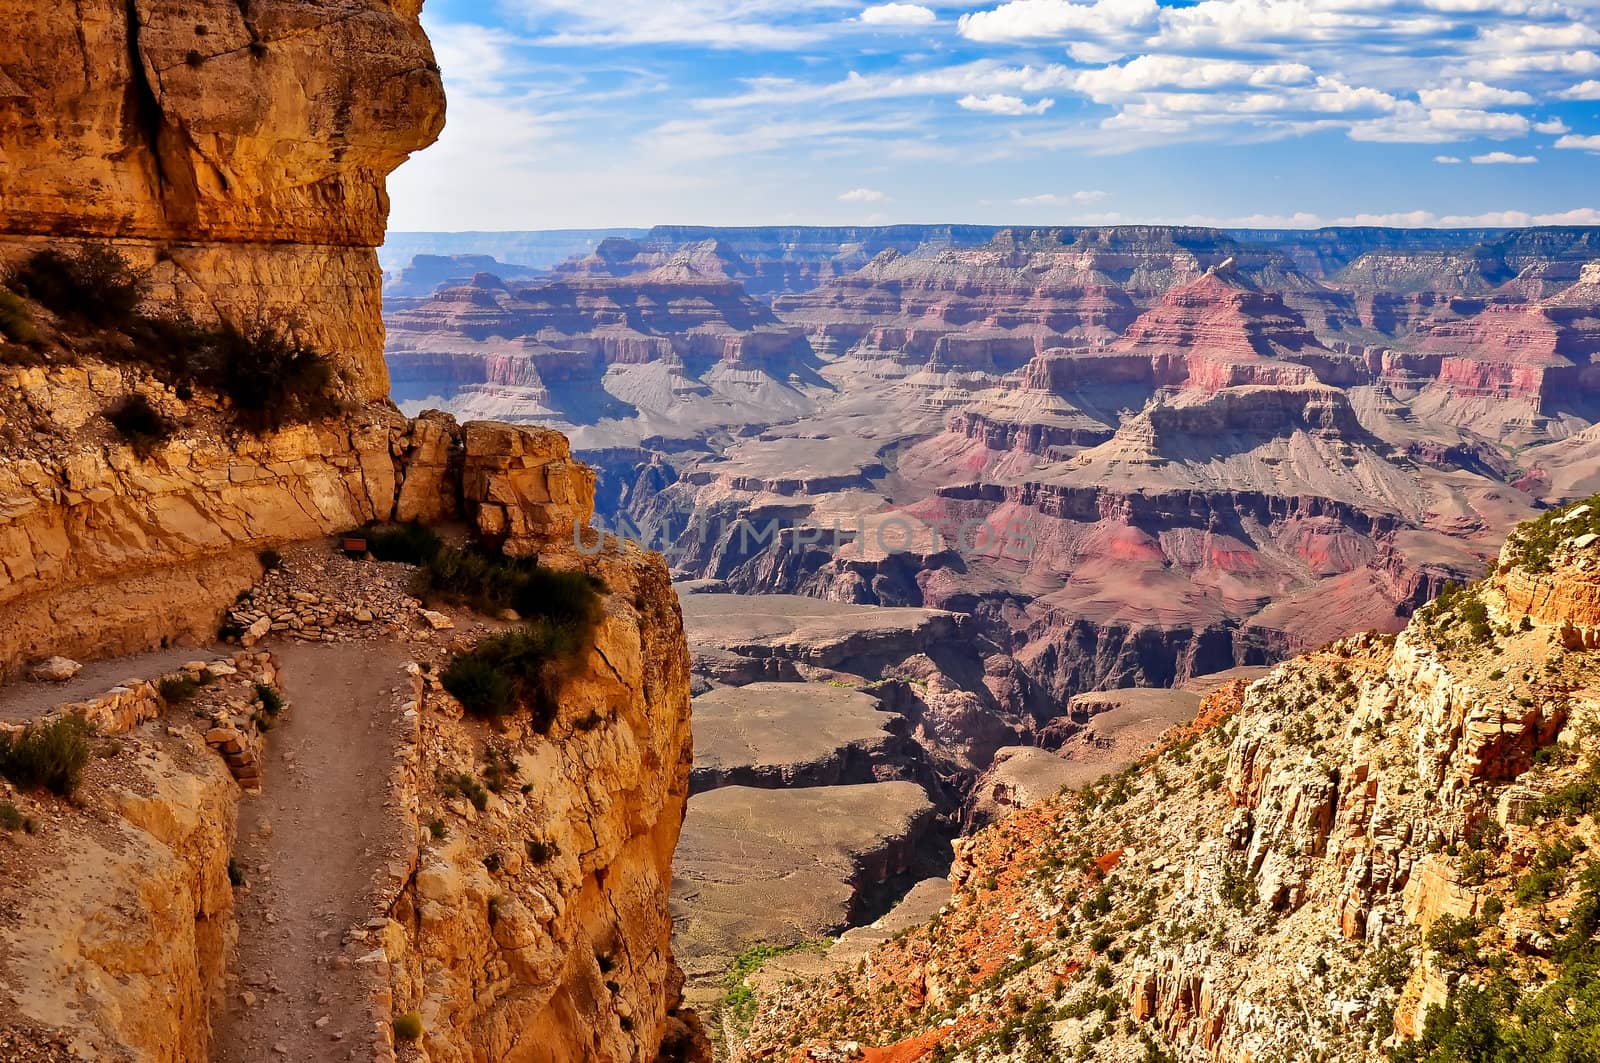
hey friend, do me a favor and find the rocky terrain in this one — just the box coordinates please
[385,225,1600,765]
[0,6,706,1061]
[729,496,1600,1062]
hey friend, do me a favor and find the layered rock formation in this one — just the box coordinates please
[735,498,1600,1062]
[0,8,703,1062]
[0,0,445,396]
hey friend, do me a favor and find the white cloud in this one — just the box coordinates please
[1434,154,1463,163]
[1072,56,1315,101]
[958,0,1158,43]
[1348,105,1531,143]
[1014,190,1110,205]
[1560,80,1600,99]
[1470,151,1537,163]
[959,93,1056,114]
[1328,207,1600,227]
[1535,118,1570,134]
[860,3,937,25]
[839,187,889,202]
[1556,133,1600,151]
[1417,80,1534,109]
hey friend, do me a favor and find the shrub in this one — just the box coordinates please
[227,857,245,887]
[363,522,444,565]
[441,618,589,728]
[0,716,93,797]
[159,674,202,703]
[258,549,283,571]
[416,547,603,626]
[429,818,448,841]
[0,288,39,344]
[4,245,147,330]
[0,802,23,831]
[440,771,489,812]
[392,1013,423,1041]
[199,322,343,431]
[254,682,285,716]
[105,394,175,455]
[526,838,556,864]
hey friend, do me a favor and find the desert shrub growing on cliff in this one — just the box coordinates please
[392,1013,423,1041]
[4,246,146,331]
[0,288,40,346]
[417,545,605,627]
[442,618,589,728]
[362,521,444,565]
[105,394,175,456]
[200,321,343,431]
[0,716,92,797]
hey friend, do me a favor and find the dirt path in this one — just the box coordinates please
[212,639,415,1063]
[0,645,222,723]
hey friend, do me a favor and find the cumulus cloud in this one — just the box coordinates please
[1556,133,1600,151]
[839,187,889,202]
[1417,80,1535,109]
[1560,80,1600,99]
[1471,151,1537,163]
[959,93,1056,114]
[958,0,1158,43]
[1535,118,1570,134]
[1434,154,1463,163]
[860,3,937,25]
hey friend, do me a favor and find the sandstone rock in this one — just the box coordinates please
[0,0,445,399]
[29,656,81,682]
[418,610,455,632]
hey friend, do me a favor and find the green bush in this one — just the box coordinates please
[0,288,39,344]
[0,802,24,831]
[0,716,93,797]
[392,1013,423,1041]
[441,619,588,728]
[258,549,283,571]
[159,674,202,703]
[363,522,444,565]
[4,246,147,330]
[199,322,342,431]
[254,682,285,716]
[416,547,604,626]
[105,394,175,455]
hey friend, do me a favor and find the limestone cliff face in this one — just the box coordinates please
[388,538,695,1063]
[0,0,444,396]
[0,733,239,1063]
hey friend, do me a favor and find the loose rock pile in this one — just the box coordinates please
[229,543,436,648]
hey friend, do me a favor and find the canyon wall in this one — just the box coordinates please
[0,0,445,397]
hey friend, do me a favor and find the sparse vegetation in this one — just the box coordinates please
[105,394,175,455]
[159,670,213,704]
[1,246,345,432]
[0,802,26,832]
[4,245,147,331]
[258,548,283,572]
[1505,495,1600,575]
[0,716,93,797]
[254,682,285,716]
[392,1013,424,1041]
[441,618,594,728]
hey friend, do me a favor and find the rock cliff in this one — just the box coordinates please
[0,0,445,397]
[735,497,1600,1062]
[0,7,702,1062]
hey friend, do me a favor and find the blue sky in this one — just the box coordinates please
[386,0,1600,231]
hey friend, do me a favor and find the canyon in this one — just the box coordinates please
[5,2,1600,1062]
